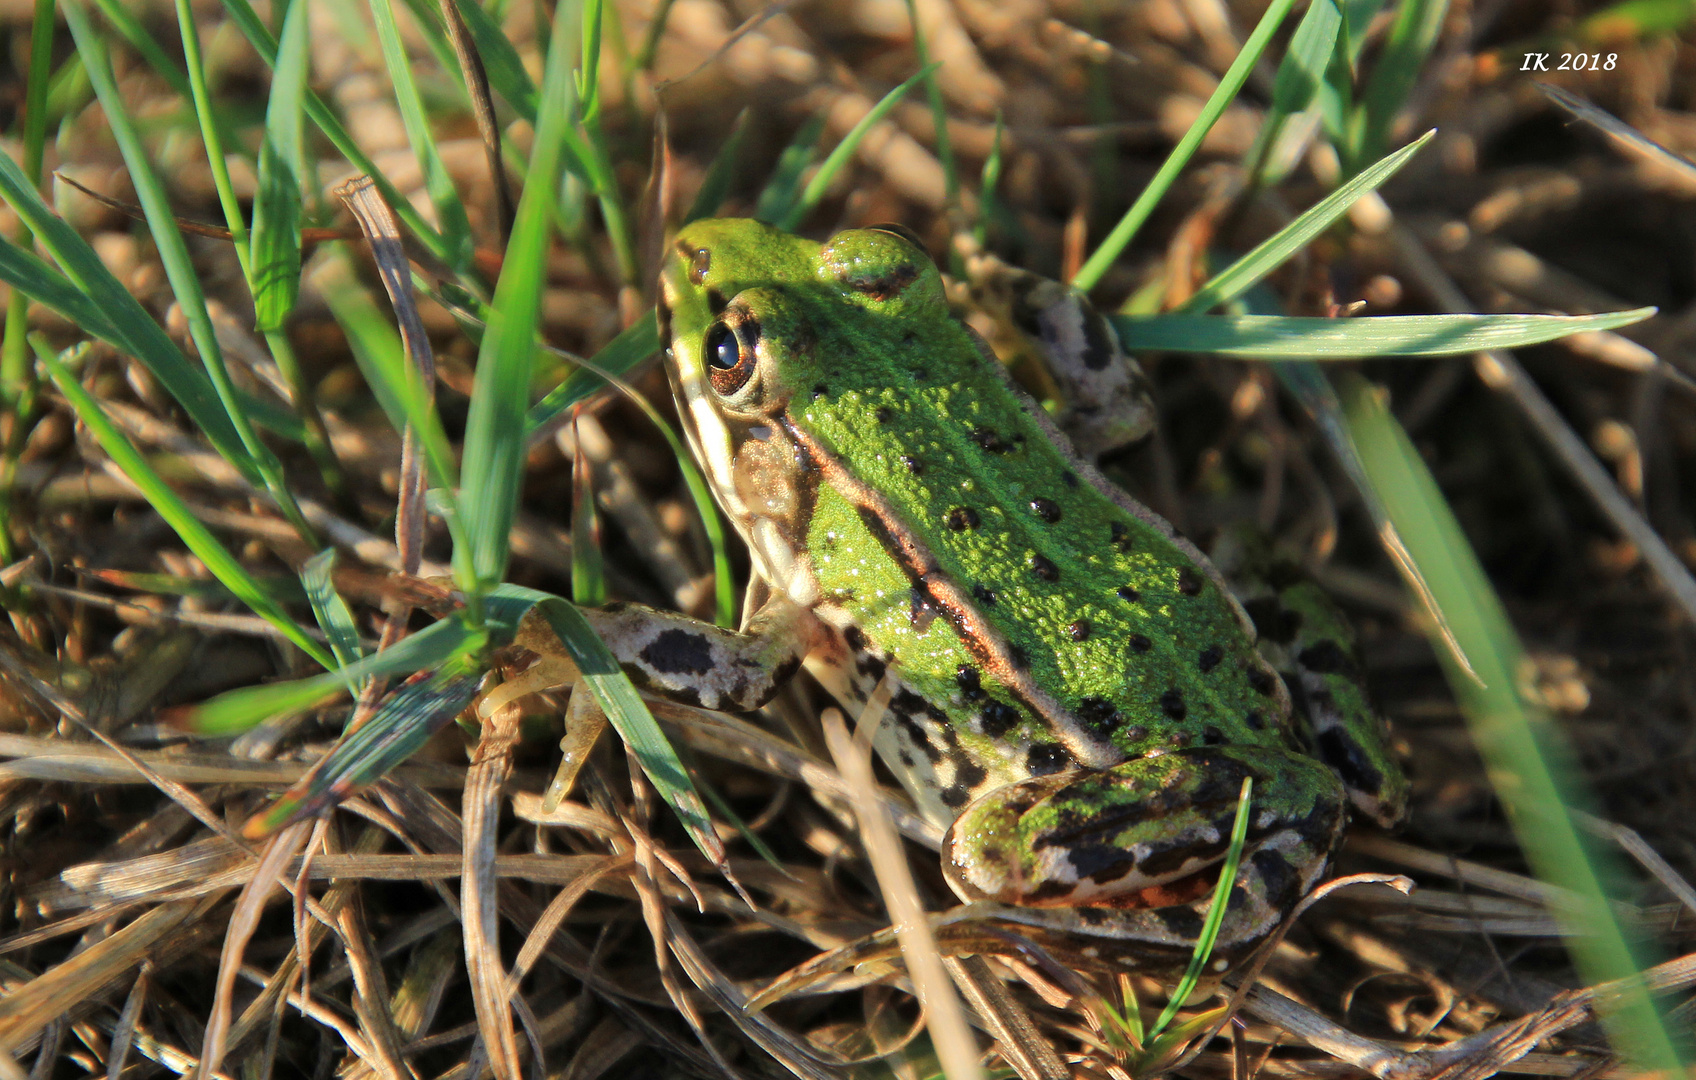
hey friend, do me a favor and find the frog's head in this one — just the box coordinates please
[659,218,949,600]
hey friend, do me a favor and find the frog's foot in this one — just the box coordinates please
[959,246,1156,459]
[1211,527,1411,829]
[940,745,1346,953]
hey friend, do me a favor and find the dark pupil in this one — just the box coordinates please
[707,325,740,370]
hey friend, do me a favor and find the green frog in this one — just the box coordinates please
[579,218,1405,971]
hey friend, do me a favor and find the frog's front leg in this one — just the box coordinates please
[502,590,818,713]
[942,746,1347,950]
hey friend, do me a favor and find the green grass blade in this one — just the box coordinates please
[0,169,252,474]
[1146,776,1253,1042]
[577,0,604,122]
[1340,377,1684,1074]
[1,0,56,414]
[0,0,50,565]
[1244,0,1343,185]
[684,108,751,224]
[511,589,728,873]
[185,613,481,734]
[250,0,310,331]
[368,0,475,270]
[38,340,332,669]
[245,652,484,837]
[974,111,1005,250]
[752,113,827,227]
[904,0,958,208]
[1072,0,1301,292]
[1182,130,1433,314]
[300,549,366,674]
[459,2,580,592]
[213,0,453,266]
[1349,0,1446,169]
[1109,308,1655,357]
[525,315,659,432]
[780,64,938,232]
[569,416,607,607]
[66,0,314,540]
[321,262,460,492]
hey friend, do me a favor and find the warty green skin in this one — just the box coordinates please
[655,219,1396,958]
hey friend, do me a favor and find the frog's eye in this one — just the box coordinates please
[704,319,757,396]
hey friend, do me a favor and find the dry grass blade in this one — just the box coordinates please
[821,700,983,1080]
[0,897,208,1053]
[942,955,1069,1080]
[437,0,514,243]
[199,821,310,1080]
[462,697,524,1080]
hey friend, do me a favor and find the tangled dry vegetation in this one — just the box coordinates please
[0,0,1694,1077]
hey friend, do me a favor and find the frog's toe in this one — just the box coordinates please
[940,746,1347,913]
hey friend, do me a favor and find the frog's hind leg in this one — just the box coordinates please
[958,244,1157,459]
[1212,526,1411,828]
[940,744,1347,952]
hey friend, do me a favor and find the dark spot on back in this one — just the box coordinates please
[947,507,981,531]
[1160,688,1187,720]
[1008,644,1031,669]
[1177,568,1205,596]
[1028,553,1060,582]
[972,584,998,605]
[812,383,829,399]
[1075,696,1121,735]
[979,701,1019,736]
[639,629,714,676]
[956,664,984,700]
[971,425,1015,453]
[1244,710,1264,730]
[1062,471,1079,487]
[1117,585,1140,603]
[1111,522,1133,551]
[875,406,893,424]
[1026,743,1072,776]
[901,454,923,474]
[1129,634,1153,654]
[1030,497,1062,523]
[1069,619,1092,642]
[1198,645,1224,673]
[1201,725,1226,745]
